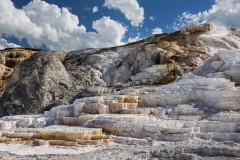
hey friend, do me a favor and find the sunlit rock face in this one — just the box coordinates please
[194,50,240,81]
[140,74,240,110]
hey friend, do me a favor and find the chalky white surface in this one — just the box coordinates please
[0,143,99,155]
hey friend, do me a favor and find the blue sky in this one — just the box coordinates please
[0,0,239,51]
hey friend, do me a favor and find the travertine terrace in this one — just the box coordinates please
[0,125,114,146]
[1,23,240,159]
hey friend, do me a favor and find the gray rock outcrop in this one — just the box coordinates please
[0,51,72,116]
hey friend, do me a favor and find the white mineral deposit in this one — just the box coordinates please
[1,23,240,159]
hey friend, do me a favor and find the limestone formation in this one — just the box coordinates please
[0,125,114,146]
[1,73,240,143]
[0,23,240,159]
[194,50,240,82]
[2,23,240,116]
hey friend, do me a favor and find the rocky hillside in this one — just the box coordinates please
[2,23,238,116]
[1,23,240,159]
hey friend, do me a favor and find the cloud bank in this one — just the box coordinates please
[0,38,21,50]
[0,0,127,51]
[174,0,240,30]
[103,0,144,26]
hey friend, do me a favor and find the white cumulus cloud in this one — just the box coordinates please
[0,38,21,50]
[103,0,144,27]
[0,0,127,51]
[92,6,98,13]
[127,36,141,43]
[152,27,163,35]
[0,0,43,42]
[174,0,240,30]
[92,16,127,47]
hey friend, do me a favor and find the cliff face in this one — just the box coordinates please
[0,23,240,116]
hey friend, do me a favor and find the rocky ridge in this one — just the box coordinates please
[1,23,240,159]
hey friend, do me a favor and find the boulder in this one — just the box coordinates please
[0,51,72,116]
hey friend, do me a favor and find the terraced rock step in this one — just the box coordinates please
[1,74,240,144]
[0,125,114,146]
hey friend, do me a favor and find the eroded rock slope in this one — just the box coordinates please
[2,23,237,116]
